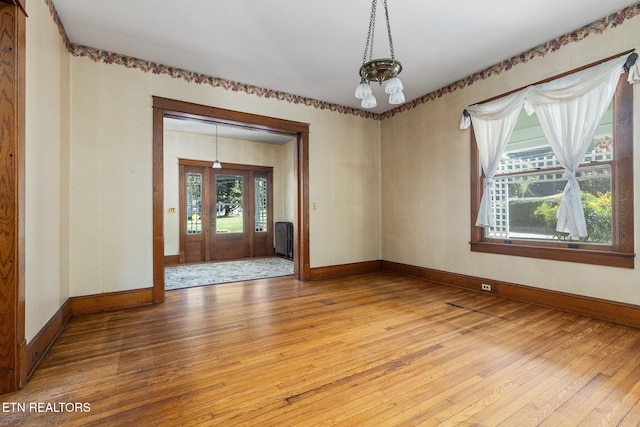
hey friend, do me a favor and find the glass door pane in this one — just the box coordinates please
[216,175,244,234]
[186,172,203,235]
[254,177,268,232]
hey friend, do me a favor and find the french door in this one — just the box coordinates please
[180,160,273,263]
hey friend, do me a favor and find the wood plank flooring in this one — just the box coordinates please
[3,272,640,426]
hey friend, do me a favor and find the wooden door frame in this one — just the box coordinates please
[0,0,26,393]
[152,96,310,303]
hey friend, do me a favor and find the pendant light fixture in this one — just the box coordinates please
[355,0,405,109]
[212,125,222,169]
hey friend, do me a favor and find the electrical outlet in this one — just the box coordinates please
[481,284,491,291]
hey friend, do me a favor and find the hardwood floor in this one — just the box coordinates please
[3,272,640,426]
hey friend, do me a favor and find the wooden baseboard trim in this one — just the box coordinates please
[164,255,179,266]
[382,260,640,329]
[23,288,154,388]
[70,288,154,315]
[310,260,381,280]
[26,299,72,380]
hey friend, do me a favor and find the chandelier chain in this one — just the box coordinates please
[362,0,377,65]
[361,0,397,65]
[382,0,395,60]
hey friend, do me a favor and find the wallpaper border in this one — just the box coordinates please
[44,0,640,121]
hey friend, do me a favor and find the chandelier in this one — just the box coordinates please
[355,0,405,109]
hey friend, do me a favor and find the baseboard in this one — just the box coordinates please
[382,260,640,329]
[23,288,154,387]
[70,288,154,315]
[309,260,382,280]
[26,299,72,380]
[164,255,179,266]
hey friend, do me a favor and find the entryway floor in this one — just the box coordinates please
[164,257,294,290]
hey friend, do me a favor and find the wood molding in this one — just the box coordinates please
[152,106,165,304]
[20,288,152,389]
[0,0,26,394]
[469,74,635,269]
[470,241,635,269]
[295,131,310,281]
[164,255,179,266]
[153,96,311,304]
[382,260,640,329]
[153,96,310,134]
[70,289,154,315]
[614,65,635,256]
[1,0,26,15]
[25,300,71,380]
[15,0,26,390]
[309,260,382,281]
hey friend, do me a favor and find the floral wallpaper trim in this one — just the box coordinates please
[67,44,379,120]
[45,0,71,51]
[46,0,640,121]
[380,3,640,120]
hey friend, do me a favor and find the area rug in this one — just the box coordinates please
[165,257,294,290]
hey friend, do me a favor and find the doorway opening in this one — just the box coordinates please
[153,97,310,302]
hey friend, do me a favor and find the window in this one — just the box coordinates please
[186,172,203,235]
[490,104,613,243]
[216,174,244,234]
[254,177,268,232]
[470,74,634,268]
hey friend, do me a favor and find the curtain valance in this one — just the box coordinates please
[460,53,638,130]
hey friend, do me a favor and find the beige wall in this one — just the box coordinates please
[25,0,71,341]
[381,15,640,305]
[67,53,381,297]
[163,130,293,255]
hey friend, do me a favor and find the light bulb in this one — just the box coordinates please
[389,91,405,105]
[355,82,372,99]
[385,77,403,94]
[361,93,377,108]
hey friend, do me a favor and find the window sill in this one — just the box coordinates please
[470,241,635,269]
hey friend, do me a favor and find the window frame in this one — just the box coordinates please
[470,73,635,268]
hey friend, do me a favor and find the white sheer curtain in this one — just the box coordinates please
[523,56,628,238]
[629,58,640,82]
[461,90,529,227]
[461,52,638,235]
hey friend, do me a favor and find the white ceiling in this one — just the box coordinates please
[164,117,294,144]
[52,0,637,117]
